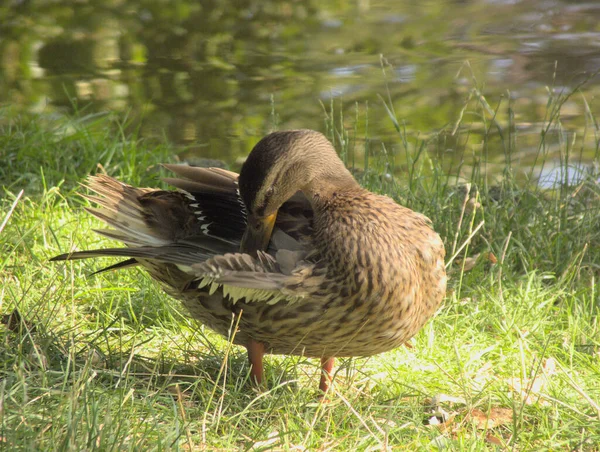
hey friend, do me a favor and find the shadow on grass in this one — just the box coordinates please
[1,307,305,402]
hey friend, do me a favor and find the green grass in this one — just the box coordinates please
[1,91,599,451]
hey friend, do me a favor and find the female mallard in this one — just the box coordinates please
[52,130,446,392]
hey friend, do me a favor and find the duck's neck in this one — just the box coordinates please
[302,174,371,285]
[301,170,361,206]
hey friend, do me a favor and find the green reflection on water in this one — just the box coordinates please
[1,0,599,179]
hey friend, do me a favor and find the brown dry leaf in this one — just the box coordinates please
[485,433,505,446]
[486,252,498,264]
[467,407,513,430]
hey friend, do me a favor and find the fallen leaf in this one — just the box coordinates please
[485,433,504,446]
[428,415,442,426]
[486,252,498,264]
[466,407,513,430]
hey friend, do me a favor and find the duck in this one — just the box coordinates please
[52,129,447,392]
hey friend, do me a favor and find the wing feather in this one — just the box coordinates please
[192,251,323,304]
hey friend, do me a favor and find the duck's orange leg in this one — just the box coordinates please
[247,339,265,386]
[319,357,335,393]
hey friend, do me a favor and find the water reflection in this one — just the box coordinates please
[537,162,600,189]
[1,0,599,181]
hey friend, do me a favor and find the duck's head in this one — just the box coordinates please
[238,129,357,254]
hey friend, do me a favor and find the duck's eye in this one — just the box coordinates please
[265,187,275,198]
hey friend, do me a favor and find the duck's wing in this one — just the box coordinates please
[52,167,315,276]
[53,244,324,305]
[163,164,314,248]
[162,164,246,244]
[51,170,243,272]
[191,250,326,304]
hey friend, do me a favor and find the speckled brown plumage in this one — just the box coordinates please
[52,129,447,392]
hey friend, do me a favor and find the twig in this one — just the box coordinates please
[333,387,384,449]
[451,184,472,258]
[556,361,600,421]
[446,220,485,269]
[498,231,512,299]
[202,311,242,444]
[175,383,195,451]
[0,190,24,235]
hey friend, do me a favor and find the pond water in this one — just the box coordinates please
[1,0,600,182]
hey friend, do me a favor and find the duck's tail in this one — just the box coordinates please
[51,166,247,274]
[81,175,172,247]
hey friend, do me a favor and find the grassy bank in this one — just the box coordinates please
[1,97,599,450]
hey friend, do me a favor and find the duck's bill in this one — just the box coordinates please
[240,212,277,254]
